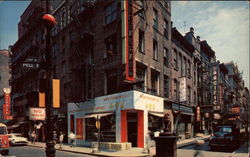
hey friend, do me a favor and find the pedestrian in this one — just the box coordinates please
[143,131,151,154]
[53,131,57,144]
[68,132,76,147]
[31,131,36,144]
[59,132,64,149]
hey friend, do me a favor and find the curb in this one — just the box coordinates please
[26,136,210,157]
[177,136,210,149]
[27,144,147,157]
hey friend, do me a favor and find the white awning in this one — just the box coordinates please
[84,112,114,119]
[148,112,165,117]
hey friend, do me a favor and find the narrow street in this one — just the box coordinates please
[178,141,249,157]
[8,146,97,157]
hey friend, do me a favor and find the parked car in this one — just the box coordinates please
[8,133,28,146]
[209,124,240,150]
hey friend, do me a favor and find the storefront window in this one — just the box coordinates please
[85,114,116,142]
[148,114,163,138]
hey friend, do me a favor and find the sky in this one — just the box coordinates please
[0,1,249,88]
[171,1,250,88]
[0,1,31,50]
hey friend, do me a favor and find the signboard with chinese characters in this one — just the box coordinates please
[29,107,46,120]
[68,90,164,114]
[179,77,187,102]
[2,88,11,119]
[122,0,135,81]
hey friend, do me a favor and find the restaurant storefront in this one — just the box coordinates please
[68,90,164,148]
[172,103,194,140]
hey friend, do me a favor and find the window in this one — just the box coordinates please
[183,57,187,76]
[105,34,116,58]
[187,60,191,78]
[187,86,191,103]
[153,39,158,60]
[194,67,196,85]
[62,61,66,74]
[164,19,169,39]
[151,70,159,94]
[137,0,145,18]
[105,2,117,25]
[69,57,73,72]
[178,53,182,73]
[153,9,158,29]
[52,43,56,58]
[173,49,177,69]
[174,79,178,100]
[194,92,196,106]
[163,48,169,67]
[68,5,73,22]
[139,29,145,53]
[106,69,117,95]
[136,62,147,91]
[61,11,66,29]
[61,36,65,54]
[164,75,169,98]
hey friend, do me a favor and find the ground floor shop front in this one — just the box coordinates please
[68,90,165,148]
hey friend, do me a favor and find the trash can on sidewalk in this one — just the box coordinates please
[154,132,177,157]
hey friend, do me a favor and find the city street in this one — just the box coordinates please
[178,140,249,157]
[8,146,97,157]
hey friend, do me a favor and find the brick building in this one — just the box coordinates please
[170,27,196,140]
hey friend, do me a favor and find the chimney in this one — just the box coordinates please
[197,36,200,41]
[190,27,194,33]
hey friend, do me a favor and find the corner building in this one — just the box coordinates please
[67,0,172,149]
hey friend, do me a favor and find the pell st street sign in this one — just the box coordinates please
[22,58,39,69]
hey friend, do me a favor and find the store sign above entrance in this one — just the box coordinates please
[68,90,164,114]
[95,90,164,112]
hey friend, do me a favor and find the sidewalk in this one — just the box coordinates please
[27,135,210,157]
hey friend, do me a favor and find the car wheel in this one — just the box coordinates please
[2,150,9,155]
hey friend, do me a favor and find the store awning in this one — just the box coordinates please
[148,111,165,117]
[172,103,194,116]
[84,112,114,119]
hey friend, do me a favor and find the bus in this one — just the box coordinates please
[0,123,9,155]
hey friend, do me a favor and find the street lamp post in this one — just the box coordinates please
[42,0,57,156]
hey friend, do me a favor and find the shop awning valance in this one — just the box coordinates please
[84,112,114,119]
[148,111,165,117]
[172,103,194,116]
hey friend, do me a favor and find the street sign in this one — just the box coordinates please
[29,107,46,120]
[22,63,39,68]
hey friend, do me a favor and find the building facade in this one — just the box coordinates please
[170,27,196,140]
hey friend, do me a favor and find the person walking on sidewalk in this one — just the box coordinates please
[68,132,76,147]
[53,131,57,144]
[31,131,36,144]
[59,132,64,149]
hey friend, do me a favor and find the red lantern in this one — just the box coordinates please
[42,14,57,28]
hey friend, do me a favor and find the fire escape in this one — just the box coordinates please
[70,0,95,101]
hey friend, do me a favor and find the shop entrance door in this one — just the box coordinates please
[127,111,137,147]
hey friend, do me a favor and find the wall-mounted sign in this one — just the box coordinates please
[2,88,11,118]
[196,106,201,122]
[122,0,135,81]
[179,77,187,102]
[29,107,46,120]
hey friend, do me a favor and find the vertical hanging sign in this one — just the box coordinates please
[3,88,11,119]
[122,0,134,81]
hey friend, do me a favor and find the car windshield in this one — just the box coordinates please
[214,126,232,133]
